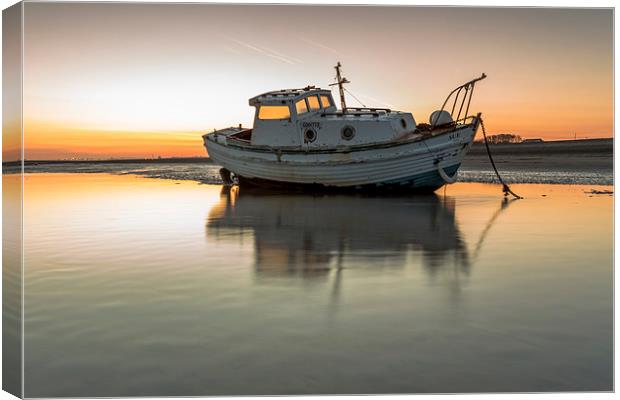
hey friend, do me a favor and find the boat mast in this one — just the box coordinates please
[334,62,350,111]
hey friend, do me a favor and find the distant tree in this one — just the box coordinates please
[484,134,522,144]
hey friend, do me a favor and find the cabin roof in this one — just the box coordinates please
[249,86,332,106]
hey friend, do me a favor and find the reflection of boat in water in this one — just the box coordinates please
[206,187,470,279]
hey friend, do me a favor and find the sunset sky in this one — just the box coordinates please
[22,3,613,159]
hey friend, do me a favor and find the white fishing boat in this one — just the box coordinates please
[203,63,487,192]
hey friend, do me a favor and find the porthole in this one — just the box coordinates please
[400,118,407,128]
[304,128,317,143]
[341,126,356,141]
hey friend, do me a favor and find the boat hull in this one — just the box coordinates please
[234,163,460,193]
[204,121,478,191]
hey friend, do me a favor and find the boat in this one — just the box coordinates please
[203,63,487,192]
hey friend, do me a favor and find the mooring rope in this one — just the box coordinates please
[478,118,522,199]
[344,87,367,108]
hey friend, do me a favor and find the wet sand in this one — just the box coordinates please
[463,139,612,174]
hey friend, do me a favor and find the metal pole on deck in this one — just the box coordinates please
[334,62,349,112]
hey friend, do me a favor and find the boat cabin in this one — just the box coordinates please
[249,87,336,147]
[246,86,417,148]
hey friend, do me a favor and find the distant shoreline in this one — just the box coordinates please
[3,157,213,167]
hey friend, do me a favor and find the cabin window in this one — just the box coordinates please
[320,95,332,108]
[307,95,321,111]
[296,99,308,115]
[258,105,291,120]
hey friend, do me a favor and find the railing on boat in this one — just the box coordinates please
[433,73,487,129]
[416,114,480,136]
[455,115,479,125]
[344,107,392,113]
[321,107,392,118]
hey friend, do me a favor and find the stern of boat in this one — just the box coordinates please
[203,126,252,157]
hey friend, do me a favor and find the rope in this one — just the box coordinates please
[343,88,367,108]
[472,197,517,262]
[422,139,436,158]
[421,135,456,184]
[478,118,522,199]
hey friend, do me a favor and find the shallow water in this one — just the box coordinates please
[13,173,612,396]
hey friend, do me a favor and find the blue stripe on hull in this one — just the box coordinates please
[377,163,461,189]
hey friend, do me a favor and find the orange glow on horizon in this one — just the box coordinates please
[24,121,206,159]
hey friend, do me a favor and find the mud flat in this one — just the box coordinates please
[463,138,612,174]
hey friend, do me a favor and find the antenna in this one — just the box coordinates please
[330,62,350,112]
